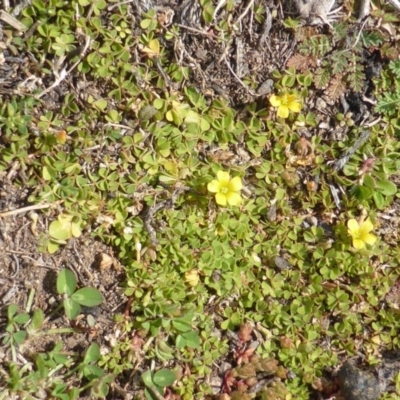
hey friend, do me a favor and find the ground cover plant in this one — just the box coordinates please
[1,0,400,399]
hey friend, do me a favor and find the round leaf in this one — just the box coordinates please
[84,343,101,364]
[63,298,81,320]
[47,240,60,254]
[57,268,77,295]
[49,220,72,241]
[141,370,154,387]
[172,319,192,333]
[182,331,200,348]
[373,191,385,209]
[71,288,103,307]
[153,369,176,387]
[377,179,397,196]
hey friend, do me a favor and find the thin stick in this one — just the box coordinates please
[224,57,256,96]
[357,0,370,20]
[387,0,400,12]
[176,23,216,37]
[234,0,256,27]
[0,10,27,31]
[330,130,371,171]
[35,35,91,99]
[107,0,134,11]
[213,0,227,22]
[352,17,369,49]
[0,203,51,218]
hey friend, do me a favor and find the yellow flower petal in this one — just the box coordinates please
[228,176,242,192]
[353,238,365,250]
[226,191,242,206]
[217,170,230,185]
[347,219,359,234]
[215,192,227,206]
[362,233,377,246]
[269,95,282,107]
[277,105,289,119]
[185,269,199,287]
[288,99,301,112]
[207,180,220,193]
[360,218,374,234]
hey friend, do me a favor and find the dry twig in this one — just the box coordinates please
[357,0,370,20]
[141,186,189,245]
[35,35,91,99]
[0,10,26,31]
[387,0,400,12]
[330,130,371,171]
[0,203,51,218]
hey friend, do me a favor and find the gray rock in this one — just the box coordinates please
[338,361,380,400]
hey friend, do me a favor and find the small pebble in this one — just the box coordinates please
[48,296,57,306]
[257,79,274,96]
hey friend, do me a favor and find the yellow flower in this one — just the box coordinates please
[347,218,377,250]
[270,93,302,119]
[207,171,243,206]
[185,269,199,287]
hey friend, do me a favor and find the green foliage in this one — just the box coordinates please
[57,268,103,319]
[0,341,111,400]
[2,304,30,362]
[142,369,177,400]
[289,20,394,98]
[376,59,400,118]
[1,1,400,399]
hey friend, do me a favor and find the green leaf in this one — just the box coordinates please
[376,179,397,196]
[7,304,19,320]
[71,288,103,307]
[363,174,376,189]
[54,353,68,365]
[31,308,44,330]
[49,220,72,241]
[153,369,176,387]
[175,334,186,349]
[93,99,108,112]
[42,165,57,180]
[63,298,81,320]
[84,343,101,364]
[373,191,385,209]
[107,109,121,123]
[350,184,372,201]
[13,330,27,345]
[83,364,105,380]
[14,313,30,325]
[282,75,295,87]
[57,268,77,296]
[142,370,154,387]
[140,19,152,29]
[71,222,82,238]
[144,387,163,400]
[91,374,114,397]
[47,240,60,254]
[182,331,200,348]
[153,98,165,110]
[69,388,80,399]
[171,319,192,333]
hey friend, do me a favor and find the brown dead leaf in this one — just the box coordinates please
[326,74,346,101]
[287,53,316,72]
[98,253,113,271]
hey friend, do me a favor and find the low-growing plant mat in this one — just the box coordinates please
[1,0,400,399]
